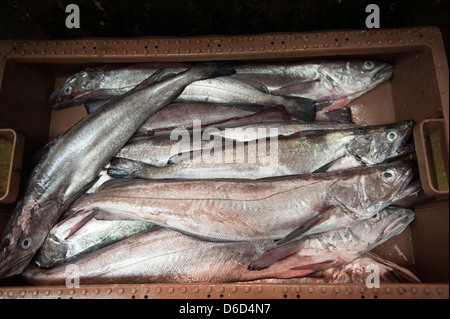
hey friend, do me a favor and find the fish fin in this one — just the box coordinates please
[312,157,346,173]
[84,99,110,114]
[66,209,98,239]
[248,240,305,271]
[272,80,320,96]
[107,158,149,179]
[315,106,352,123]
[209,61,236,77]
[282,97,316,122]
[289,259,335,272]
[275,206,334,245]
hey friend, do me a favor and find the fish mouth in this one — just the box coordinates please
[378,209,415,241]
[395,173,422,201]
[372,64,394,83]
[0,253,32,279]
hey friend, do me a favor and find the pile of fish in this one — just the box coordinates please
[0,60,422,286]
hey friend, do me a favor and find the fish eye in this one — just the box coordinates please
[381,169,397,184]
[64,86,73,95]
[363,61,375,71]
[387,131,398,142]
[19,237,32,250]
[371,213,381,222]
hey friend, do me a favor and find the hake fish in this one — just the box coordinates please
[33,209,155,268]
[248,206,415,270]
[69,161,420,242]
[0,62,235,279]
[232,60,394,115]
[21,206,414,285]
[108,120,414,180]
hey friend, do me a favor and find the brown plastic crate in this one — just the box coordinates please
[0,26,448,299]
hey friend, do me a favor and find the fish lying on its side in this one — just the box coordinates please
[33,210,155,268]
[174,76,316,121]
[133,104,295,139]
[248,206,414,270]
[0,63,235,279]
[21,206,414,285]
[69,161,420,243]
[108,120,414,180]
[231,60,394,118]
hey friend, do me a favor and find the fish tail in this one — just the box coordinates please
[283,97,316,122]
[107,158,146,179]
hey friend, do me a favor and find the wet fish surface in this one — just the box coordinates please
[21,206,414,285]
[108,120,414,180]
[70,161,420,242]
[0,63,235,279]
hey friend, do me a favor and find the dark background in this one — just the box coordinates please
[0,0,448,57]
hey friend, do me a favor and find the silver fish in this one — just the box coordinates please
[0,63,235,279]
[174,76,316,121]
[33,209,155,268]
[248,206,415,270]
[108,121,415,180]
[70,161,420,242]
[21,206,414,285]
[208,120,357,142]
[232,60,394,115]
[133,104,294,139]
[133,103,256,138]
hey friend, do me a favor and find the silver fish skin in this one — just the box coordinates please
[0,63,235,279]
[133,103,256,138]
[48,63,189,109]
[21,207,414,285]
[248,206,415,270]
[33,209,155,269]
[174,76,316,121]
[108,120,414,180]
[70,161,419,242]
[133,104,294,140]
[233,60,394,110]
[208,121,357,142]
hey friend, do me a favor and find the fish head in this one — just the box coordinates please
[347,120,415,165]
[330,161,421,219]
[32,234,67,269]
[48,68,105,109]
[319,60,394,98]
[0,199,59,278]
[349,206,415,251]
